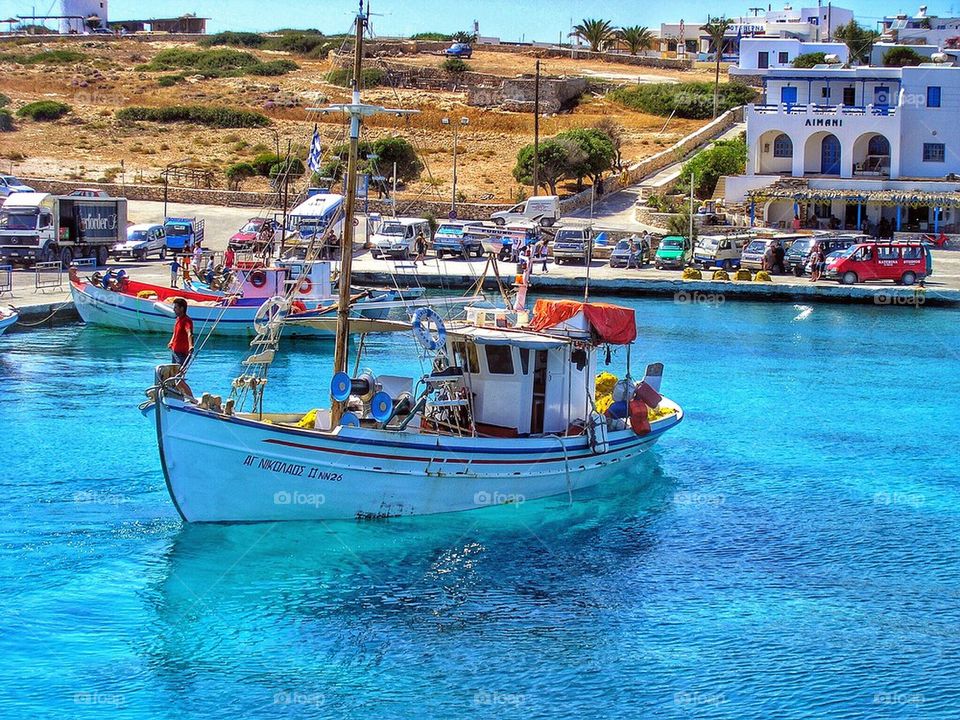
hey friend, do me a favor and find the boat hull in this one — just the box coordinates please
[71,280,333,338]
[155,393,683,522]
[0,310,17,335]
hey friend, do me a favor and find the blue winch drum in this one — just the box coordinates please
[330,372,375,402]
[411,307,446,352]
[606,400,630,419]
[370,391,393,423]
[340,412,360,427]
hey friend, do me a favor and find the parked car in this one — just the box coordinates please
[552,226,593,265]
[433,220,485,258]
[0,176,35,198]
[787,234,866,276]
[229,217,281,253]
[694,234,750,270]
[609,236,651,268]
[370,217,432,259]
[445,42,473,59]
[827,241,932,285]
[112,223,167,261]
[654,235,692,270]
[741,234,805,271]
[67,188,110,198]
[490,195,560,227]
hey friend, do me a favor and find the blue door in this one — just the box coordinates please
[821,134,841,174]
[780,86,798,107]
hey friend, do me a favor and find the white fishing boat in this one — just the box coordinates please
[0,305,18,334]
[147,6,684,522]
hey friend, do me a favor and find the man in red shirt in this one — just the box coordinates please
[168,298,194,397]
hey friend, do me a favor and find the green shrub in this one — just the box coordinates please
[248,59,299,76]
[251,152,282,175]
[882,47,925,67]
[201,31,265,48]
[0,49,85,65]
[676,135,747,199]
[609,82,757,119]
[157,74,184,87]
[792,52,827,68]
[138,47,296,78]
[0,109,13,132]
[225,161,257,189]
[261,33,339,57]
[325,67,386,87]
[17,100,71,121]
[441,57,469,72]
[116,105,270,128]
[269,158,306,179]
[411,32,452,41]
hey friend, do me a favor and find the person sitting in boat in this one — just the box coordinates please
[167,298,194,398]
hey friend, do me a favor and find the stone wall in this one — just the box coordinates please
[468,77,588,113]
[18,177,510,220]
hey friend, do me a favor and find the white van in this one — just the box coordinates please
[490,195,560,227]
[371,217,432,259]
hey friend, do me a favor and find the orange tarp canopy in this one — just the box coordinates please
[530,299,637,345]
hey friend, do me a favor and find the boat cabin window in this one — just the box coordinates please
[484,345,514,374]
[451,341,479,374]
[519,348,530,375]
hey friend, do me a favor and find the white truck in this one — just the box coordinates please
[490,195,560,227]
[0,192,127,268]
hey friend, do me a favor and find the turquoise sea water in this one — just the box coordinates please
[1,297,959,719]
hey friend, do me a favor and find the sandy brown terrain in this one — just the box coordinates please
[0,40,721,203]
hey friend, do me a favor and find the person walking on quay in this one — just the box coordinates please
[169,256,180,288]
[167,298,194,397]
[192,244,203,273]
[763,242,775,272]
[792,214,802,232]
[809,242,825,282]
[414,231,428,266]
[773,240,785,275]
[224,246,235,271]
[536,237,549,274]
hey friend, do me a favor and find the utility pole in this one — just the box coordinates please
[442,116,469,215]
[533,59,541,195]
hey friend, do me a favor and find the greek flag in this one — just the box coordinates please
[307,125,323,172]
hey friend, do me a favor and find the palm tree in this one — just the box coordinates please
[618,25,654,55]
[572,18,616,53]
[701,16,733,117]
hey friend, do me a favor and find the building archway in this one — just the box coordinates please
[853,132,891,175]
[804,132,842,175]
[756,130,795,174]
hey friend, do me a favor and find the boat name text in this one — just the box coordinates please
[242,454,342,482]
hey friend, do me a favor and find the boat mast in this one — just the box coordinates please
[331,4,366,427]
[311,2,417,428]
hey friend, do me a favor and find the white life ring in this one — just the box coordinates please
[411,307,446,352]
[253,296,289,334]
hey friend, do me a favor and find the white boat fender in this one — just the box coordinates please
[153,301,177,315]
[412,307,446,352]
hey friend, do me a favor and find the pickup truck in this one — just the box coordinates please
[551,226,593,265]
[433,221,485,258]
[164,217,204,252]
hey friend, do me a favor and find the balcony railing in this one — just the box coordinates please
[749,103,898,117]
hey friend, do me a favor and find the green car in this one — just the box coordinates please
[654,235,692,270]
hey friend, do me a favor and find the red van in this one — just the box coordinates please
[827,241,932,286]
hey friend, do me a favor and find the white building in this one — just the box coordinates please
[732,38,849,77]
[60,0,108,34]
[659,5,854,59]
[726,62,960,233]
[881,7,960,49]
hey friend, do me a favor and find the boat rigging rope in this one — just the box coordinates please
[13,298,73,327]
